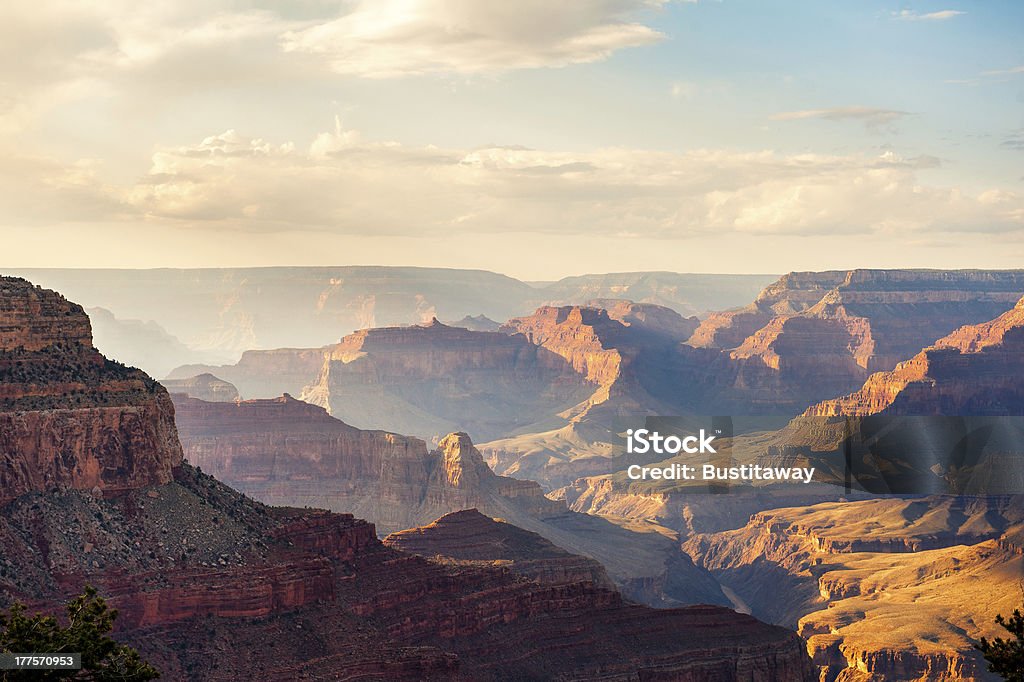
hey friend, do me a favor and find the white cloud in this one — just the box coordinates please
[770,106,910,129]
[981,65,1024,77]
[0,0,671,134]
[280,0,671,77]
[4,123,1008,240]
[892,9,965,21]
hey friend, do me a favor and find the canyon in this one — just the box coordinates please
[6,268,1024,680]
[683,496,1023,681]
[0,274,816,680]
[171,392,729,608]
[558,292,1024,680]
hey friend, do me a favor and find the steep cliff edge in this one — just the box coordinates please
[0,277,182,504]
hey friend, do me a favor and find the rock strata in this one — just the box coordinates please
[0,276,814,680]
[0,277,182,504]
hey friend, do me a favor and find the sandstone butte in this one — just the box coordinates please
[0,275,815,680]
[383,508,617,590]
[171,392,730,608]
[160,372,240,403]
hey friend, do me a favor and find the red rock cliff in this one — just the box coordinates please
[0,277,182,504]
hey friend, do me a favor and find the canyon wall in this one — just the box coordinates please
[0,277,183,504]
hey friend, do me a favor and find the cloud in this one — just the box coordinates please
[981,65,1024,77]
[770,106,910,129]
[4,122,1014,241]
[892,9,965,21]
[280,0,671,77]
[1002,132,1024,151]
[946,64,1024,86]
[0,0,672,134]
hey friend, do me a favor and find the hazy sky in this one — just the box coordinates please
[1,0,1022,279]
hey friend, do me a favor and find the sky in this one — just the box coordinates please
[1,0,1022,280]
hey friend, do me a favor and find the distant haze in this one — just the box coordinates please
[7,267,775,375]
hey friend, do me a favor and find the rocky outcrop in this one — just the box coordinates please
[160,373,240,402]
[682,496,1023,682]
[0,277,183,505]
[0,277,93,351]
[807,295,1024,417]
[383,509,616,590]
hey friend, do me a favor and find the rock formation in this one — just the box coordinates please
[172,393,730,607]
[172,319,594,442]
[687,269,1024,411]
[383,509,617,590]
[590,298,701,342]
[160,373,240,402]
[807,295,1024,417]
[0,275,814,681]
[445,314,501,331]
[0,277,182,505]
[483,304,688,488]
[682,496,1024,681]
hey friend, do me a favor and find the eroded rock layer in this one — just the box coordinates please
[807,295,1024,417]
[384,508,616,590]
[0,277,182,504]
[171,394,731,607]
[682,496,1023,682]
[688,270,1024,408]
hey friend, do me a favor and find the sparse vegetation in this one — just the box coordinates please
[976,606,1024,682]
[0,586,159,680]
